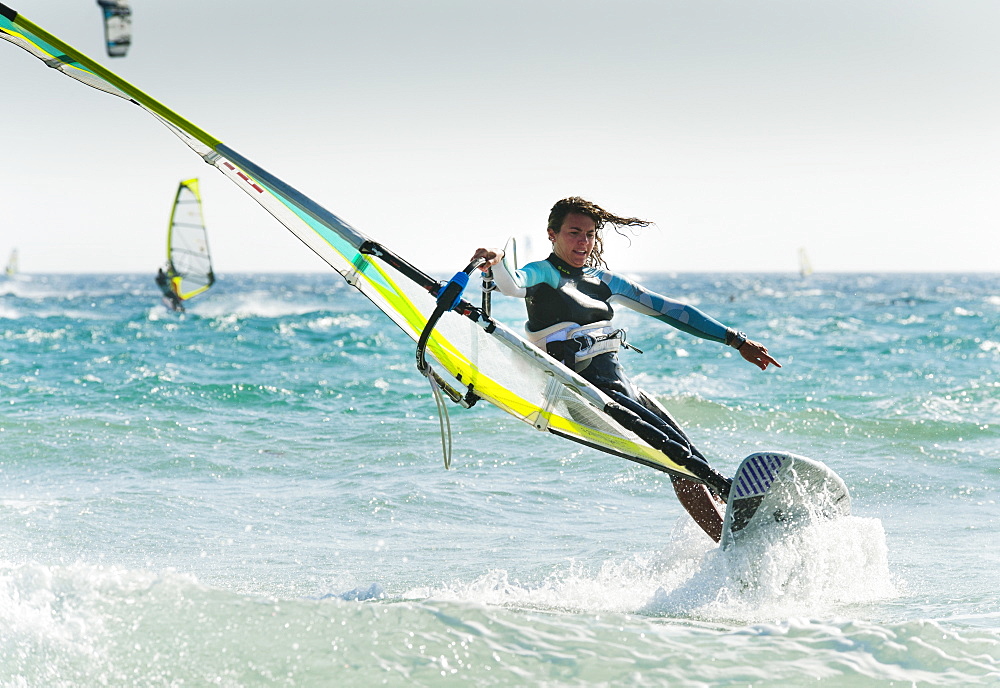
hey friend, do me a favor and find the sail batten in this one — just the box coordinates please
[0,5,707,482]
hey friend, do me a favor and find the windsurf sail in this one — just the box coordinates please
[95,0,130,58]
[0,4,730,495]
[798,247,813,278]
[4,247,16,277]
[163,178,214,302]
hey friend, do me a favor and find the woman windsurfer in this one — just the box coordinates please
[470,197,780,542]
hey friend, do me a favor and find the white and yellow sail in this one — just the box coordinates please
[799,247,813,278]
[4,248,16,277]
[165,178,214,301]
[0,4,717,484]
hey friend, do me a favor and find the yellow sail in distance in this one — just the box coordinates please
[165,178,214,301]
[4,248,16,277]
[0,4,732,490]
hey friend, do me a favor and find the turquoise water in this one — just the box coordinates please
[1,271,998,686]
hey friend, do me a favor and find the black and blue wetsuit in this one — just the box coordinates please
[155,268,184,312]
[494,252,743,489]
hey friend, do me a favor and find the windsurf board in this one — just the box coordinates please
[721,451,851,549]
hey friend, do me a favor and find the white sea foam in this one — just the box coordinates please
[647,516,897,621]
[0,560,204,679]
[405,513,895,624]
[190,292,337,320]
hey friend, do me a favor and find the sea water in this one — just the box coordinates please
[1,271,997,686]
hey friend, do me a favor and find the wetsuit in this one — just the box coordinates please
[493,252,744,492]
[155,268,185,312]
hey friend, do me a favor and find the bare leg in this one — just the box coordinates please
[671,475,725,542]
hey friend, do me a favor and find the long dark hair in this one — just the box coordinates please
[546,197,651,268]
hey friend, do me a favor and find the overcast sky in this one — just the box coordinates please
[3,0,999,274]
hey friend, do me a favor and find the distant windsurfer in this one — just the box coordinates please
[155,267,184,312]
[470,197,780,542]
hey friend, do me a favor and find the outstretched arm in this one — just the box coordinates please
[600,269,781,371]
[601,270,731,342]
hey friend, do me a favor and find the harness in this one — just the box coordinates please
[526,320,642,370]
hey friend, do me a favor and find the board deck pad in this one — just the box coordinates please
[721,451,852,549]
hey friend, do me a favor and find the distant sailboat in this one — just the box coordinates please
[798,247,813,278]
[156,178,215,311]
[4,248,17,277]
[96,0,131,58]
